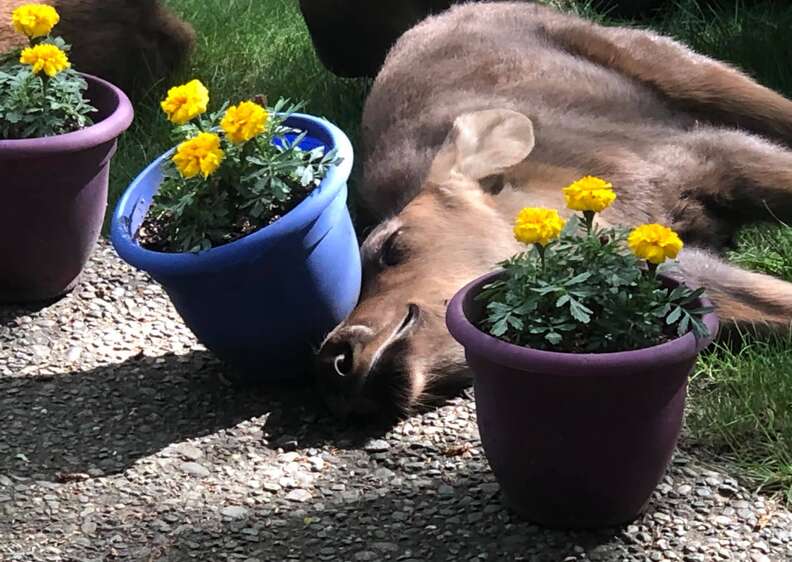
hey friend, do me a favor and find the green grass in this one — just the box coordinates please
[729,225,792,281]
[690,334,792,503]
[692,223,792,503]
[111,0,792,501]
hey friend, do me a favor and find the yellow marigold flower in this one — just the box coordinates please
[12,4,59,38]
[221,101,269,144]
[628,224,684,265]
[160,79,209,125]
[172,132,224,179]
[19,43,70,77]
[562,176,617,213]
[513,207,565,247]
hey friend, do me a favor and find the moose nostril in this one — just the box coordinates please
[331,342,354,377]
[397,303,420,336]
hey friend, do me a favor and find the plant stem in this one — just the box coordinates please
[583,210,595,235]
[536,244,546,274]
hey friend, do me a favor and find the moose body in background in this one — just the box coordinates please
[0,0,194,94]
[298,0,666,78]
[315,2,792,418]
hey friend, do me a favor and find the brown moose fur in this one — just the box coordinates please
[298,0,666,78]
[0,0,194,93]
[316,2,792,419]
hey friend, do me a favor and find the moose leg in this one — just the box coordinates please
[542,14,792,144]
[675,248,792,336]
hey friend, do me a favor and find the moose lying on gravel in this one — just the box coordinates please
[0,0,194,93]
[316,2,792,418]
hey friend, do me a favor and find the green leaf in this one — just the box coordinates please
[666,306,683,325]
[565,272,592,285]
[690,317,711,339]
[513,301,538,314]
[532,285,562,296]
[677,313,691,337]
[506,316,524,331]
[569,299,593,324]
[491,318,509,337]
[561,216,581,236]
[546,332,563,345]
[250,200,264,219]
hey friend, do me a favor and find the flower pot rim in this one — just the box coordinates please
[446,269,720,377]
[109,112,354,277]
[0,73,133,157]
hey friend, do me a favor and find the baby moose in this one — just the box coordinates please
[315,2,792,419]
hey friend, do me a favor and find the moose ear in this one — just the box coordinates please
[429,109,535,185]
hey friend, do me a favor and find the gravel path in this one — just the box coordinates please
[1,241,791,562]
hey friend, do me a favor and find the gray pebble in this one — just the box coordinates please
[371,542,399,552]
[221,506,249,519]
[174,443,203,461]
[285,489,312,503]
[179,462,210,478]
[364,439,391,453]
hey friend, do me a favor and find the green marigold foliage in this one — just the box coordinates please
[0,39,96,139]
[477,218,712,353]
[149,99,341,253]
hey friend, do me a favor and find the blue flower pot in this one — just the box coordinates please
[110,114,361,382]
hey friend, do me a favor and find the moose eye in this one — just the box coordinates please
[381,229,406,267]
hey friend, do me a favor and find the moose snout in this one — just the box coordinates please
[317,326,371,381]
[316,304,421,416]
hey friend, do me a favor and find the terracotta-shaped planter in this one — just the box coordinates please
[0,74,134,303]
[446,270,719,529]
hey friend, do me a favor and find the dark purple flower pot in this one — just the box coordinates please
[0,74,134,304]
[446,270,719,529]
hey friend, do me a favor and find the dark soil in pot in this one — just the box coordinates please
[137,183,314,252]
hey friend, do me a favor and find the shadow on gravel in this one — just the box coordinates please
[148,476,626,562]
[0,351,391,480]
[0,300,55,327]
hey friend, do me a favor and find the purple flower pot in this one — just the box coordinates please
[0,74,133,303]
[446,271,719,529]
